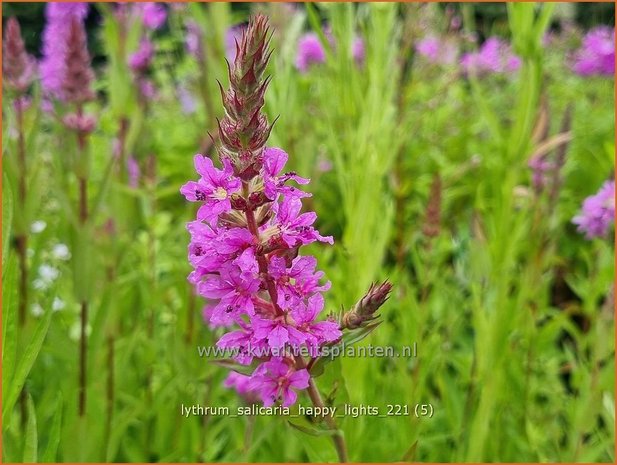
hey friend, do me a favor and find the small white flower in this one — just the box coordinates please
[38,264,59,283]
[33,279,47,291]
[52,297,65,312]
[52,244,71,261]
[30,303,44,317]
[31,220,47,234]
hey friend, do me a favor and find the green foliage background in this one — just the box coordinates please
[2,2,615,462]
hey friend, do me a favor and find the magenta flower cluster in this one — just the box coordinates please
[40,2,89,100]
[460,37,521,75]
[295,31,365,73]
[572,180,615,239]
[571,27,615,77]
[181,148,341,406]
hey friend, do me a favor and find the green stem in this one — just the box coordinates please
[305,377,348,463]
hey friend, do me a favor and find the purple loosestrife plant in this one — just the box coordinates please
[572,180,615,239]
[3,17,37,327]
[571,27,615,77]
[3,17,36,95]
[182,15,391,462]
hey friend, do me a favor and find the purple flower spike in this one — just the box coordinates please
[182,16,342,409]
[572,180,615,239]
[40,2,89,100]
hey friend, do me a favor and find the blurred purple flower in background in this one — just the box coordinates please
[127,156,141,188]
[461,37,521,75]
[40,2,89,99]
[572,27,615,76]
[352,36,365,66]
[128,39,155,73]
[295,31,365,73]
[225,25,247,62]
[185,20,203,59]
[140,2,167,30]
[295,33,326,72]
[178,86,197,114]
[416,36,458,66]
[572,180,615,239]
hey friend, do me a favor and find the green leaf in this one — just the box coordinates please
[3,309,52,425]
[311,322,382,377]
[23,394,38,463]
[41,393,63,462]
[89,151,117,222]
[210,358,257,376]
[402,440,418,462]
[2,256,18,397]
[287,420,338,437]
[340,321,382,346]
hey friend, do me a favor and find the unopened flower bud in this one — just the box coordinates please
[230,194,248,211]
[342,281,392,330]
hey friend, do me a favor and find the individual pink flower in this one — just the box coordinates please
[262,147,310,200]
[248,359,310,407]
[216,322,262,364]
[271,197,334,247]
[180,155,242,222]
[251,313,308,350]
[291,293,341,349]
[269,256,330,308]
[199,263,261,326]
